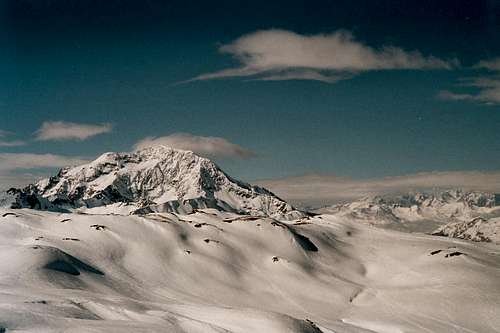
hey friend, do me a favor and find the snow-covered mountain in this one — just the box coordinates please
[316,190,500,236]
[8,146,304,220]
[432,216,500,243]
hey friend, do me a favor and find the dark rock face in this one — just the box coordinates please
[8,187,52,210]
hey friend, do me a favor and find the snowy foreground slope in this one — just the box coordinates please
[1,209,500,333]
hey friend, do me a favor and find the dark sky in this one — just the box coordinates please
[1,0,500,183]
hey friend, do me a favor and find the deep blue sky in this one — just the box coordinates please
[1,0,500,182]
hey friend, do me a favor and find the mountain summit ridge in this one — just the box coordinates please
[9,146,303,219]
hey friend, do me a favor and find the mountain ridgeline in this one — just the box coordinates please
[8,146,304,220]
[317,190,500,242]
[318,190,499,223]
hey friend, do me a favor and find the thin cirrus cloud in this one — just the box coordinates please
[257,69,350,83]
[34,121,113,141]
[0,153,88,190]
[133,133,256,159]
[0,153,88,171]
[184,29,456,83]
[258,171,500,208]
[0,130,26,147]
[439,57,500,105]
[476,58,500,71]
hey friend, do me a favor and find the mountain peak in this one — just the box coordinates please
[9,146,304,219]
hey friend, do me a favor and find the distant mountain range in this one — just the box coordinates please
[316,190,500,242]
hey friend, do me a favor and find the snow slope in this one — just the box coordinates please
[8,146,303,220]
[0,208,499,332]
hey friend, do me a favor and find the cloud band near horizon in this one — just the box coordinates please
[0,153,89,190]
[258,171,500,208]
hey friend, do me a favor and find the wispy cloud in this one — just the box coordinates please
[0,130,26,147]
[35,121,112,141]
[0,172,40,191]
[476,57,500,71]
[0,140,27,147]
[439,77,500,105]
[437,91,475,101]
[133,133,256,159]
[440,57,500,105]
[258,171,500,208]
[0,153,87,171]
[184,29,455,83]
[256,69,349,83]
[0,153,88,190]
